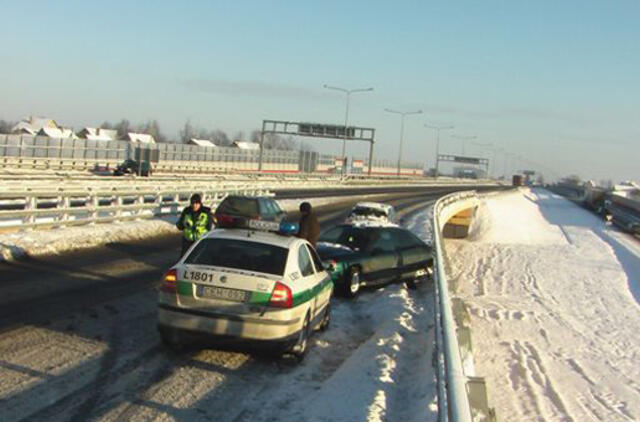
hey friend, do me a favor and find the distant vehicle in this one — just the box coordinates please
[316,222,433,298]
[512,174,524,186]
[346,202,396,223]
[157,226,333,360]
[113,159,152,177]
[214,195,288,229]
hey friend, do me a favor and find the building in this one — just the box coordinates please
[127,133,155,144]
[233,141,260,150]
[35,127,77,139]
[189,138,217,147]
[77,127,118,141]
[12,116,62,135]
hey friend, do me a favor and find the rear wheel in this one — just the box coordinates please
[291,313,311,361]
[318,303,331,332]
[344,267,361,299]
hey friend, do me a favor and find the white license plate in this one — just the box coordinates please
[248,219,280,231]
[197,285,250,302]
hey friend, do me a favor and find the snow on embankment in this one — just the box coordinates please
[446,188,640,422]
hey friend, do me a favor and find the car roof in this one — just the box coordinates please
[201,228,303,248]
[352,202,393,213]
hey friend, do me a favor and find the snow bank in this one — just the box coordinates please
[446,188,640,422]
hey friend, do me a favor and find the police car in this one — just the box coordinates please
[157,220,333,360]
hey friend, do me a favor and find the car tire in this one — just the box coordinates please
[291,313,311,362]
[344,267,361,299]
[318,303,331,332]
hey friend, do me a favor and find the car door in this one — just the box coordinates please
[391,228,432,280]
[305,244,331,317]
[363,228,401,285]
[296,244,320,318]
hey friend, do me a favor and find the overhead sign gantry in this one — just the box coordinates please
[437,154,490,176]
[258,120,375,175]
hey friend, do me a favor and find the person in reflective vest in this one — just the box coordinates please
[176,193,213,256]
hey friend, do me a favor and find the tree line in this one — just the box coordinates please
[0,118,313,151]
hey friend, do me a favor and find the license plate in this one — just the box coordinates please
[197,285,250,302]
[248,219,280,231]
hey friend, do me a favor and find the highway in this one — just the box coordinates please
[0,185,495,422]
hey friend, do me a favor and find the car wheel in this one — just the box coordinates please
[291,313,311,361]
[345,267,361,299]
[318,303,331,332]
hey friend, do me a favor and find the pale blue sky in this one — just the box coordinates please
[1,1,638,181]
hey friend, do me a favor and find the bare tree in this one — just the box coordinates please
[179,119,195,144]
[0,120,16,134]
[113,119,132,140]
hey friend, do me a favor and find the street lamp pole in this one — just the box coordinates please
[324,85,373,175]
[470,141,493,178]
[425,123,454,177]
[385,108,423,176]
[452,134,477,155]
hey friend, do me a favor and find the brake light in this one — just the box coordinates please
[161,269,178,293]
[216,214,235,227]
[269,282,293,308]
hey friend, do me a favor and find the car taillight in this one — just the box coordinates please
[216,214,235,227]
[269,282,293,308]
[161,268,178,293]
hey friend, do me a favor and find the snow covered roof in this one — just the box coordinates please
[352,202,394,214]
[11,117,59,135]
[36,127,77,139]
[189,138,217,147]
[233,141,260,150]
[77,127,118,141]
[127,133,155,144]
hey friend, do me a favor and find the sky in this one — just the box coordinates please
[0,0,638,182]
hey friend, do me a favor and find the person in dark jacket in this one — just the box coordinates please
[176,193,213,257]
[297,201,320,246]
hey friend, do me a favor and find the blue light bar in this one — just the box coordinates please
[279,221,299,235]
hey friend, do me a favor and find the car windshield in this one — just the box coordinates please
[318,226,375,251]
[184,238,288,275]
[350,206,388,218]
[216,197,258,216]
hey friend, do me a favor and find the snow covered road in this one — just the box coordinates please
[446,188,640,422]
[0,196,440,422]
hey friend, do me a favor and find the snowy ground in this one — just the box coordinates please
[0,201,439,422]
[446,188,640,422]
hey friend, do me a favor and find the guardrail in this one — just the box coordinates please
[432,190,490,422]
[0,185,272,231]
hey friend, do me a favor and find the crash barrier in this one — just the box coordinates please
[0,184,272,231]
[0,134,424,175]
[432,190,496,422]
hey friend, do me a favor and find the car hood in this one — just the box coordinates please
[316,242,360,260]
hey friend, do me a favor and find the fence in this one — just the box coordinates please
[0,183,272,231]
[432,190,495,422]
[0,135,424,175]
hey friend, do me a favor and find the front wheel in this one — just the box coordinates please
[344,267,361,299]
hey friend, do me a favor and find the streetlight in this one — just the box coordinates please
[470,141,493,178]
[323,85,374,175]
[424,123,454,177]
[451,134,477,155]
[385,108,423,176]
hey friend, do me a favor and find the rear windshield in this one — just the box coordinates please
[350,206,388,218]
[185,238,288,275]
[216,197,258,216]
[318,226,376,251]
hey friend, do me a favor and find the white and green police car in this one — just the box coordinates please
[157,222,333,360]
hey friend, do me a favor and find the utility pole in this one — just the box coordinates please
[385,108,423,176]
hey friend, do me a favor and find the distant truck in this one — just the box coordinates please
[113,159,153,177]
[512,174,525,186]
